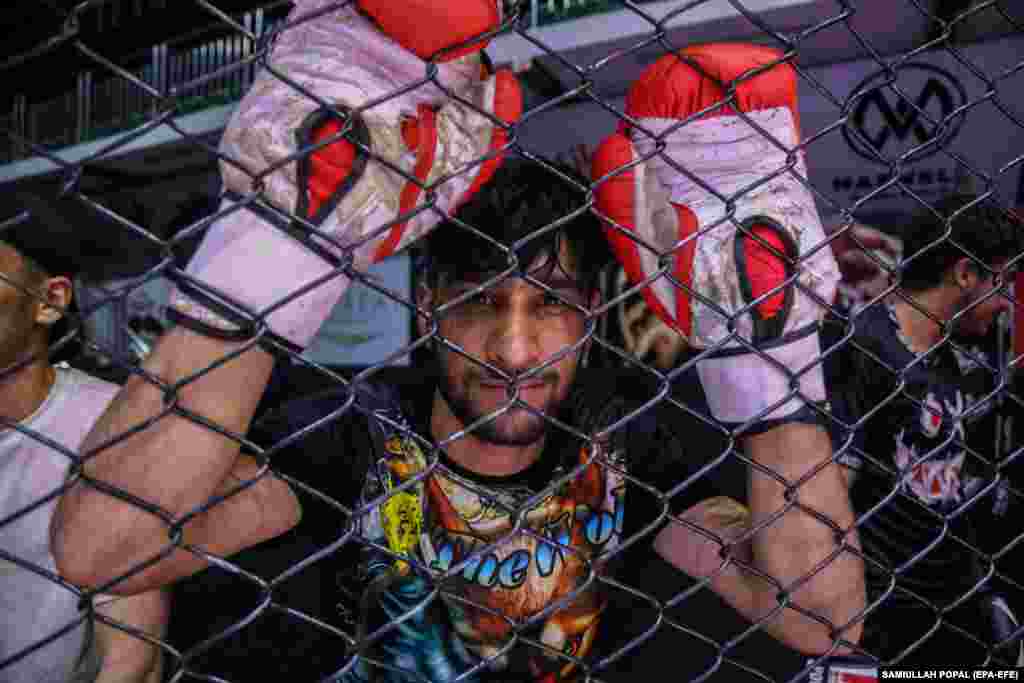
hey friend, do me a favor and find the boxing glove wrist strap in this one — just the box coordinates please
[696,324,826,424]
[166,198,347,356]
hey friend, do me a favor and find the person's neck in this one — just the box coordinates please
[890,288,956,354]
[0,359,57,426]
[429,392,546,477]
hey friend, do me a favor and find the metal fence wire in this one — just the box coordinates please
[1,0,1023,681]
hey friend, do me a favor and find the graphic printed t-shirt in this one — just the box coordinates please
[252,367,735,682]
[824,303,998,609]
[0,365,118,683]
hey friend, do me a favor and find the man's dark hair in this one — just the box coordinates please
[2,203,83,282]
[899,193,1024,292]
[420,158,613,296]
[2,194,90,361]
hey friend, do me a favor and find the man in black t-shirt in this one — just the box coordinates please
[51,6,867,681]
[232,364,738,682]
[824,195,1024,666]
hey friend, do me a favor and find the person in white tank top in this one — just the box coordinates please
[0,232,168,683]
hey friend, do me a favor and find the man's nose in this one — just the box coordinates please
[485,307,541,375]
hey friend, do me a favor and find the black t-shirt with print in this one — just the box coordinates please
[823,303,999,613]
[169,365,743,682]
[261,365,737,556]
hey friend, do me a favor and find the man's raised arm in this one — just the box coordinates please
[52,0,521,595]
[591,43,865,654]
[52,331,292,595]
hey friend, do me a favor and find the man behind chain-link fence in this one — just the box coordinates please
[51,1,869,680]
[0,204,168,683]
[822,195,1024,667]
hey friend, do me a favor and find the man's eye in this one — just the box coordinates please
[465,292,496,307]
[541,293,579,312]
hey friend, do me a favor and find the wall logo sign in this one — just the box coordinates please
[842,63,967,164]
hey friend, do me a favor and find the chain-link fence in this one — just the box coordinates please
[1,0,1023,681]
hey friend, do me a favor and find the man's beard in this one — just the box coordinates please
[435,354,574,447]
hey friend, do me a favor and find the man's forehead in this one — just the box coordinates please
[440,244,582,287]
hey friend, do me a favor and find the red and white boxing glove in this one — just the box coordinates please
[592,43,839,429]
[169,0,521,349]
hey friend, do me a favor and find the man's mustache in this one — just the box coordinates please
[469,369,560,389]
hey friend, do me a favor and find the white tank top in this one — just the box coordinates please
[0,365,118,683]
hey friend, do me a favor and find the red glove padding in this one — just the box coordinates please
[593,44,839,427]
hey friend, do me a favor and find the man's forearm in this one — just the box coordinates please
[655,487,863,654]
[94,589,169,683]
[51,327,298,593]
[744,422,865,653]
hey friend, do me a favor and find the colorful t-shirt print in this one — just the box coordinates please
[347,405,625,683]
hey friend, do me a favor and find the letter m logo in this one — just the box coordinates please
[843,64,967,164]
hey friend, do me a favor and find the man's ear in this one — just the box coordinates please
[34,276,72,327]
[951,257,980,291]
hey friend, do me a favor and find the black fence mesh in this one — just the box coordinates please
[0,1,1023,682]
